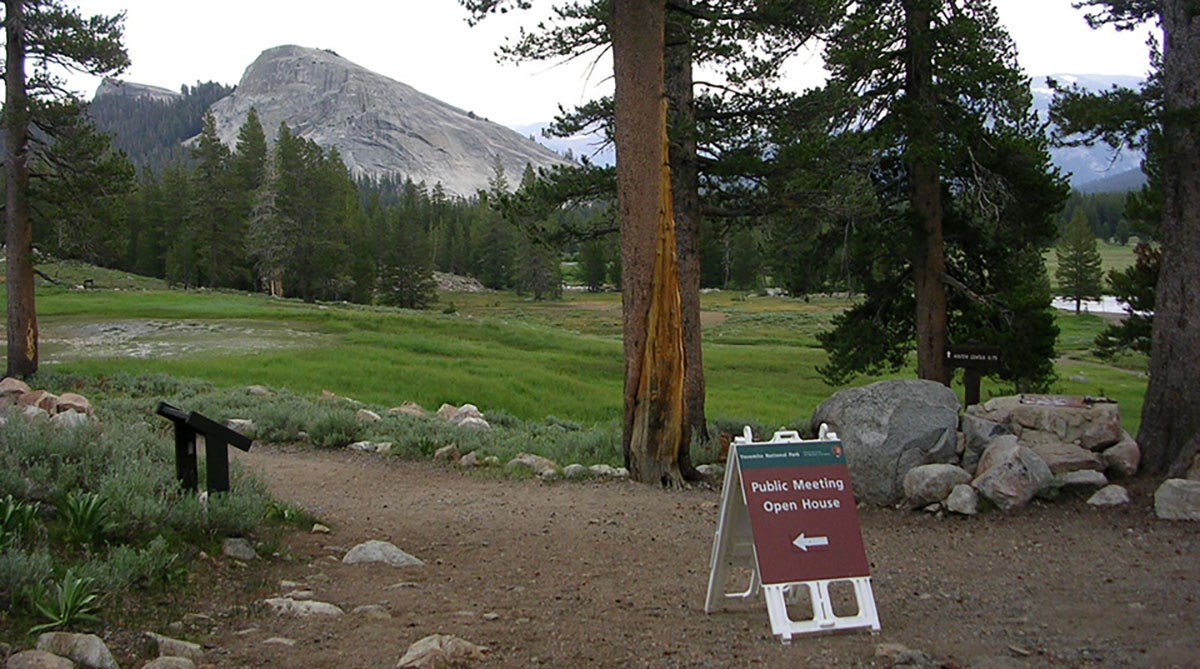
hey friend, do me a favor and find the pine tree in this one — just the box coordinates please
[1055,210,1104,314]
[4,0,128,377]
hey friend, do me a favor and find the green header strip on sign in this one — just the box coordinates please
[735,441,844,469]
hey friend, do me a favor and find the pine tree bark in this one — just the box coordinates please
[614,0,687,487]
[904,0,950,385]
[666,14,708,465]
[5,0,39,379]
[1137,0,1200,476]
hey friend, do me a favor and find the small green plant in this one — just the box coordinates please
[308,410,360,448]
[265,501,314,527]
[30,569,101,633]
[59,491,110,548]
[1,495,41,547]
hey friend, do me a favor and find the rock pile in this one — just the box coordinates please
[0,377,96,428]
[5,631,206,668]
[813,381,1140,514]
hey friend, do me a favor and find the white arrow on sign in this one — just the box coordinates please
[792,533,830,552]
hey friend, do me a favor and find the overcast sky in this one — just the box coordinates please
[66,1,1159,128]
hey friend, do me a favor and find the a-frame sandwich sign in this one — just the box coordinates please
[704,425,880,643]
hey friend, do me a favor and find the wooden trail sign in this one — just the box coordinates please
[705,426,880,643]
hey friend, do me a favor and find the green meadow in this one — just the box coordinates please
[3,259,1147,435]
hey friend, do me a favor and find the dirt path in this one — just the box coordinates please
[196,445,1198,668]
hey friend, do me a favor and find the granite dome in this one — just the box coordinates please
[207,45,569,197]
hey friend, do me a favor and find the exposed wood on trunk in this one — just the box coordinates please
[1137,0,1200,476]
[614,0,686,487]
[666,13,708,472]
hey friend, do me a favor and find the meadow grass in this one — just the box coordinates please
[1043,239,1137,279]
[4,282,1147,433]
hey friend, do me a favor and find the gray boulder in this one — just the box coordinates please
[397,634,489,669]
[145,631,205,663]
[1154,479,1200,520]
[970,395,1124,451]
[903,464,972,507]
[506,453,559,477]
[343,540,424,567]
[1027,441,1105,474]
[960,414,1012,475]
[1087,485,1131,507]
[945,484,979,515]
[811,380,960,506]
[971,443,1053,512]
[1103,433,1141,478]
[35,632,118,669]
[263,597,345,617]
[6,650,75,669]
[1057,470,1109,489]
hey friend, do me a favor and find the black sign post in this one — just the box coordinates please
[155,401,252,493]
[945,345,1002,408]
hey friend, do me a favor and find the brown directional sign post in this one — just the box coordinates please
[946,345,1002,407]
[737,441,870,584]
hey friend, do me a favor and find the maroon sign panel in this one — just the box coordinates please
[736,441,871,585]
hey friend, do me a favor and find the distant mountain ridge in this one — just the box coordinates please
[1032,73,1146,191]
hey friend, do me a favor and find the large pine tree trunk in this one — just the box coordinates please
[904,0,949,385]
[614,0,687,487]
[1137,0,1200,476]
[5,0,39,379]
[666,14,708,466]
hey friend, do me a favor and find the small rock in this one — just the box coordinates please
[19,389,59,413]
[388,402,427,417]
[283,590,315,600]
[436,403,458,421]
[343,540,424,567]
[396,634,489,669]
[262,637,297,647]
[1058,470,1108,489]
[944,484,978,515]
[50,410,91,429]
[143,658,196,669]
[589,464,617,477]
[0,376,32,401]
[6,650,75,669]
[455,415,491,430]
[1103,434,1141,478]
[263,597,344,617]
[352,604,392,620]
[311,523,331,534]
[539,469,561,482]
[222,537,258,561]
[562,463,589,480]
[348,441,393,454]
[458,451,480,468]
[482,612,501,621]
[356,409,382,423]
[55,392,93,415]
[434,444,461,462]
[507,453,559,476]
[36,632,119,669]
[246,385,273,397]
[696,463,724,477]
[1154,479,1200,520]
[451,404,484,424]
[145,631,204,663]
[903,463,972,507]
[1027,441,1105,474]
[1087,485,1131,507]
[225,418,257,438]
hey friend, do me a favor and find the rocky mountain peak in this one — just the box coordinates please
[207,45,568,197]
[95,77,180,103]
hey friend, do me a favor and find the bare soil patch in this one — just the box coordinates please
[186,446,1197,668]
